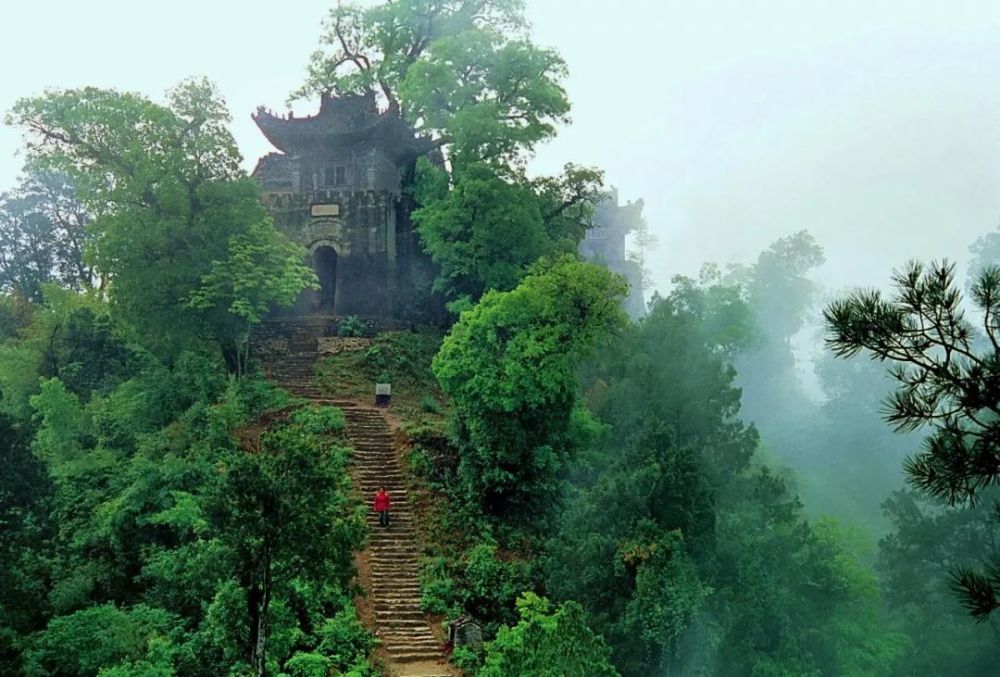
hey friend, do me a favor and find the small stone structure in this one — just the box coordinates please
[448,616,483,651]
[316,336,371,356]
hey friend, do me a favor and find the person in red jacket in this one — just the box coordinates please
[374,487,391,528]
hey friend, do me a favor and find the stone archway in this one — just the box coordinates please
[305,234,347,315]
[312,245,338,312]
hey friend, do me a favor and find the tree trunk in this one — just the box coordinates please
[220,338,240,374]
[253,549,271,677]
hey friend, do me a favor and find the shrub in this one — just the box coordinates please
[24,604,181,676]
[479,593,619,677]
[290,405,346,435]
[420,394,443,414]
[460,543,537,635]
[420,556,459,616]
[337,315,367,337]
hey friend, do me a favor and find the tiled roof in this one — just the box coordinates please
[251,153,295,188]
[253,93,393,152]
[252,93,438,162]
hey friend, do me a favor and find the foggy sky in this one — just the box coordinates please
[1,0,997,295]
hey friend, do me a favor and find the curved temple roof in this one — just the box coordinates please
[252,92,435,162]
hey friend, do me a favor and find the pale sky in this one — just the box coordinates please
[1,0,997,295]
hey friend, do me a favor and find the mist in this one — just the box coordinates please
[3,1,997,293]
[1,1,999,675]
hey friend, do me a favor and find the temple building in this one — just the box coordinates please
[251,93,434,319]
[580,189,647,318]
[251,93,647,322]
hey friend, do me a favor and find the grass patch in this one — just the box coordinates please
[315,329,445,418]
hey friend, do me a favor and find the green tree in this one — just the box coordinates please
[206,412,363,676]
[550,278,756,673]
[806,346,914,527]
[0,168,94,301]
[296,0,567,168]
[728,231,826,457]
[432,256,626,518]
[480,593,619,677]
[24,604,179,677]
[969,221,1000,284]
[414,163,543,306]
[877,489,1000,675]
[0,410,54,674]
[552,275,907,676]
[7,79,309,368]
[414,161,606,309]
[826,260,1000,618]
[187,220,317,376]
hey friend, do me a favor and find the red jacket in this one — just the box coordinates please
[374,491,391,512]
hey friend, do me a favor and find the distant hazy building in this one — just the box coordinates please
[251,93,434,319]
[580,189,647,318]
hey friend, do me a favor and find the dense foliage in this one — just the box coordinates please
[827,260,1000,621]
[0,72,365,677]
[433,256,626,519]
[0,309,372,675]
[2,0,997,675]
[6,79,314,368]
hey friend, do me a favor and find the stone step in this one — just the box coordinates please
[390,650,447,663]
[372,609,426,619]
[257,374,451,669]
[369,570,420,578]
[375,610,426,619]
[370,549,419,556]
[370,548,419,556]
[371,587,422,595]
[377,627,438,636]
[369,551,419,559]
[379,638,440,649]
[369,576,421,584]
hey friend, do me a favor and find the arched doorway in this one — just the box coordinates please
[312,245,338,312]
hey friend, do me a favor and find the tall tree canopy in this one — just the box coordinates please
[293,0,607,310]
[295,0,567,168]
[413,161,605,308]
[550,276,906,676]
[7,79,313,367]
[433,256,627,518]
[0,169,94,301]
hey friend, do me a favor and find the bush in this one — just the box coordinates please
[479,593,619,677]
[337,315,368,337]
[313,605,376,670]
[460,543,537,635]
[284,652,332,677]
[24,604,181,676]
[451,644,482,673]
[420,395,443,414]
[362,332,440,386]
[290,405,346,435]
[420,556,459,616]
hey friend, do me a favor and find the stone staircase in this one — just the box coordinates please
[347,407,449,670]
[261,323,452,677]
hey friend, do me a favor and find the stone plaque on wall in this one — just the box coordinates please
[310,203,340,217]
